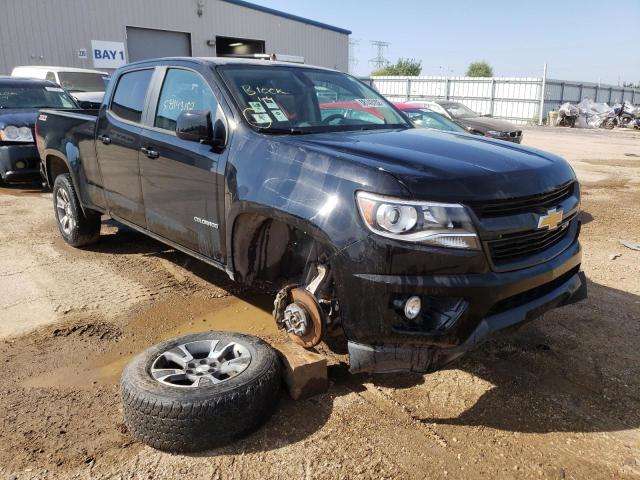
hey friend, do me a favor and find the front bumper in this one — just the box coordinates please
[333,232,585,373]
[0,144,41,182]
[349,270,586,373]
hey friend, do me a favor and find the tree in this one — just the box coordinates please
[466,61,494,77]
[372,58,422,76]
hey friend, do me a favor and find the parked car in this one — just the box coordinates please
[11,66,108,108]
[393,103,467,133]
[318,101,466,134]
[319,101,386,124]
[0,76,79,184]
[407,100,523,143]
[36,57,586,376]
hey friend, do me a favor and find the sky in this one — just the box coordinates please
[255,0,640,85]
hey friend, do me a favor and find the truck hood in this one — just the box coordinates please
[456,116,519,133]
[0,109,38,129]
[285,128,575,201]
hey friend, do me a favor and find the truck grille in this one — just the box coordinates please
[487,218,574,265]
[469,181,574,217]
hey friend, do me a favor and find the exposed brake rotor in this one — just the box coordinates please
[283,287,324,348]
[273,265,328,348]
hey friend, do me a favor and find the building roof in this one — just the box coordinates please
[12,66,109,74]
[221,0,351,35]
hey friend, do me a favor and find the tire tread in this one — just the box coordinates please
[120,333,281,452]
[53,173,101,247]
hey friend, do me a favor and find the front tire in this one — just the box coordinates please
[121,332,281,452]
[53,174,101,247]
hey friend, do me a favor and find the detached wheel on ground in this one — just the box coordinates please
[120,331,281,453]
[52,174,101,247]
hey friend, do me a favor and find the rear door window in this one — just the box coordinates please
[154,68,218,132]
[110,69,153,123]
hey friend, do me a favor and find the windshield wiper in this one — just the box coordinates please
[256,127,312,135]
[357,124,410,131]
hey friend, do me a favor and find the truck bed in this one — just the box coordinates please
[36,107,102,207]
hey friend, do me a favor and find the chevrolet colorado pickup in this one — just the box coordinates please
[36,58,587,374]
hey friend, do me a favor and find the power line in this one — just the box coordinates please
[369,40,390,70]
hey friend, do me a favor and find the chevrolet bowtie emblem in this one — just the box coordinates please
[538,208,564,230]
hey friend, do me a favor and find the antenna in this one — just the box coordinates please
[369,40,390,70]
[348,39,360,73]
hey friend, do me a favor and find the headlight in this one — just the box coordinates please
[0,125,34,142]
[356,191,480,250]
[486,130,507,137]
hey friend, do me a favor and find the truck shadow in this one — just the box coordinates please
[387,280,640,435]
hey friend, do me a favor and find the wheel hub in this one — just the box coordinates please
[55,188,75,235]
[150,339,251,388]
[284,288,324,348]
[283,302,310,336]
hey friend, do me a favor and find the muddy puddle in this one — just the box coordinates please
[24,292,284,389]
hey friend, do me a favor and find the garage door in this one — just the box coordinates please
[126,26,191,62]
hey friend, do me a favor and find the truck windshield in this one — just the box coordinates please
[218,65,411,133]
[0,85,77,109]
[58,72,107,93]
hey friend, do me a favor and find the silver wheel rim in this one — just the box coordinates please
[56,188,75,235]
[150,339,252,388]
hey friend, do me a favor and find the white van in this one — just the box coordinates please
[11,66,108,106]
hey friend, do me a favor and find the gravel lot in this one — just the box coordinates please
[1,126,639,479]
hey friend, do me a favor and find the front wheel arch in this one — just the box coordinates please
[230,212,337,289]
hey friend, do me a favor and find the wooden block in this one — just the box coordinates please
[274,342,328,400]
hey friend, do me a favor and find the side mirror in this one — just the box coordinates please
[176,110,227,151]
[176,110,213,143]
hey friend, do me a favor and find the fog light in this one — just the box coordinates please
[15,161,26,169]
[404,296,422,320]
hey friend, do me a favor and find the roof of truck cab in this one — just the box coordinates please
[121,57,337,72]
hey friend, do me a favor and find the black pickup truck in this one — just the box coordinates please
[36,57,586,374]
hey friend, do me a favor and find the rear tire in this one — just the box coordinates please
[52,173,101,247]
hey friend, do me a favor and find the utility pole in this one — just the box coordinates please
[348,38,360,74]
[369,40,390,71]
[538,63,547,126]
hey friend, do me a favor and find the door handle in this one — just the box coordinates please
[140,147,159,159]
[98,134,111,145]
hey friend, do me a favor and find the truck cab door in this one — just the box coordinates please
[138,67,228,262]
[95,68,154,228]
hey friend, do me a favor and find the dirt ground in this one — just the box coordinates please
[0,126,639,479]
